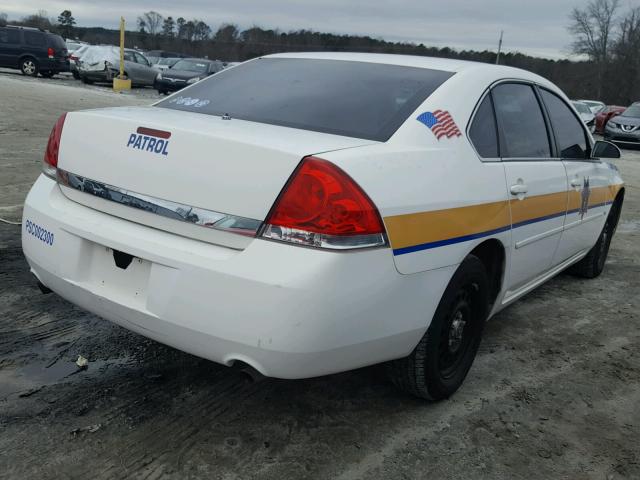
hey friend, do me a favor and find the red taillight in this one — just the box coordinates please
[262,156,386,249]
[70,55,78,61]
[47,47,55,58]
[43,113,67,179]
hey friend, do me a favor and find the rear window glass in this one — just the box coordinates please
[50,34,67,49]
[172,59,210,72]
[157,58,454,141]
[24,31,45,46]
[469,94,499,158]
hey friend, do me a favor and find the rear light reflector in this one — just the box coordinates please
[261,156,387,250]
[47,47,55,58]
[43,113,67,180]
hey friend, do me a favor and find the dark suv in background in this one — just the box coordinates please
[0,26,69,77]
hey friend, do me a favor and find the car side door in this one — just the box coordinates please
[539,89,613,262]
[492,82,569,294]
[133,52,156,85]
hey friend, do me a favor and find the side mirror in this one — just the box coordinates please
[592,140,621,159]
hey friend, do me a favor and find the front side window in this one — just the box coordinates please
[157,58,454,141]
[543,90,589,159]
[469,94,499,158]
[492,83,551,159]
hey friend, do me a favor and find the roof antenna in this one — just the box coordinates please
[496,30,504,65]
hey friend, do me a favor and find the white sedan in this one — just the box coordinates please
[23,52,625,400]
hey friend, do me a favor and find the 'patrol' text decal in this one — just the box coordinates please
[126,127,171,156]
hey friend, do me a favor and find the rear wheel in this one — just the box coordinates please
[387,255,489,400]
[20,57,38,76]
[568,201,620,278]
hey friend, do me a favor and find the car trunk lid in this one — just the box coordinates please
[57,106,376,249]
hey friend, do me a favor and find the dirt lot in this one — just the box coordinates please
[0,72,639,480]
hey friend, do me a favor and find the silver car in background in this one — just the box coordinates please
[572,100,596,133]
[78,45,159,86]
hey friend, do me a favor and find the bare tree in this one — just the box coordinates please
[569,0,620,97]
[137,11,163,36]
[613,7,640,103]
[21,9,53,30]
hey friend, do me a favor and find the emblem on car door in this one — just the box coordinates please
[579,177,591,219]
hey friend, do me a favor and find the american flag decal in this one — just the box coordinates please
[416,110,462,140]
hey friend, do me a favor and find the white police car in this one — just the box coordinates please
[23,53,625,400]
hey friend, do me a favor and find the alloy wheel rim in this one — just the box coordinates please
[23,61,35,74]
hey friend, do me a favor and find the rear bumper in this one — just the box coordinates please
[38,57,69,73]
[22,175,452,378]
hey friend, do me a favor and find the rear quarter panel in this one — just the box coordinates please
[324,67,518,275]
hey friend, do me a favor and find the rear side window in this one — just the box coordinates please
[492,83,551,158]
[541,90,589,159]
[24,31,45,46]
[469,94,499,158]
[157,58,454,141]
[0,28,20,44]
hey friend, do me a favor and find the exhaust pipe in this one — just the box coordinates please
[232,361,265,383]
[37,281,52,294]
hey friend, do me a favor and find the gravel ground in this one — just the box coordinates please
[0,72,639,480]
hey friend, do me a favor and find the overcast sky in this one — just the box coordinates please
[3,0,637,59]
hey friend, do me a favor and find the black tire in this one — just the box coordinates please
[387,255,489,400]
[568,200,621,278]
[81,76,93,85]
[40,71,55,78]
[20,57,38,76]
[72,70,80,80]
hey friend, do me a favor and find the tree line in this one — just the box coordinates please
[1,1,638,105]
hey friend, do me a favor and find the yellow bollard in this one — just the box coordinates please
[113,16,131,92]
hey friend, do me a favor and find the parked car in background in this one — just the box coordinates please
[604,103,640,147]
[578,100,605,114]
[595,105,626,134]
[145,50,187,65]
[69,44,90,79]
[65,39,87,53]
[78,46,159,86]
[155,58,224,94]
[152,57,181,71]
[0,26,69,77]
[572,101,596,132]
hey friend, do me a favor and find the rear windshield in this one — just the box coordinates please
[172,59,210,72]
[49,34,67,49]
[157,58,454,141]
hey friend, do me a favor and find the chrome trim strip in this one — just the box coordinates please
[56,169,262,237]
[514,224,564,249]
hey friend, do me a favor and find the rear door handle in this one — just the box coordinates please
[510,184,528,195]
[570,178,582,188]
